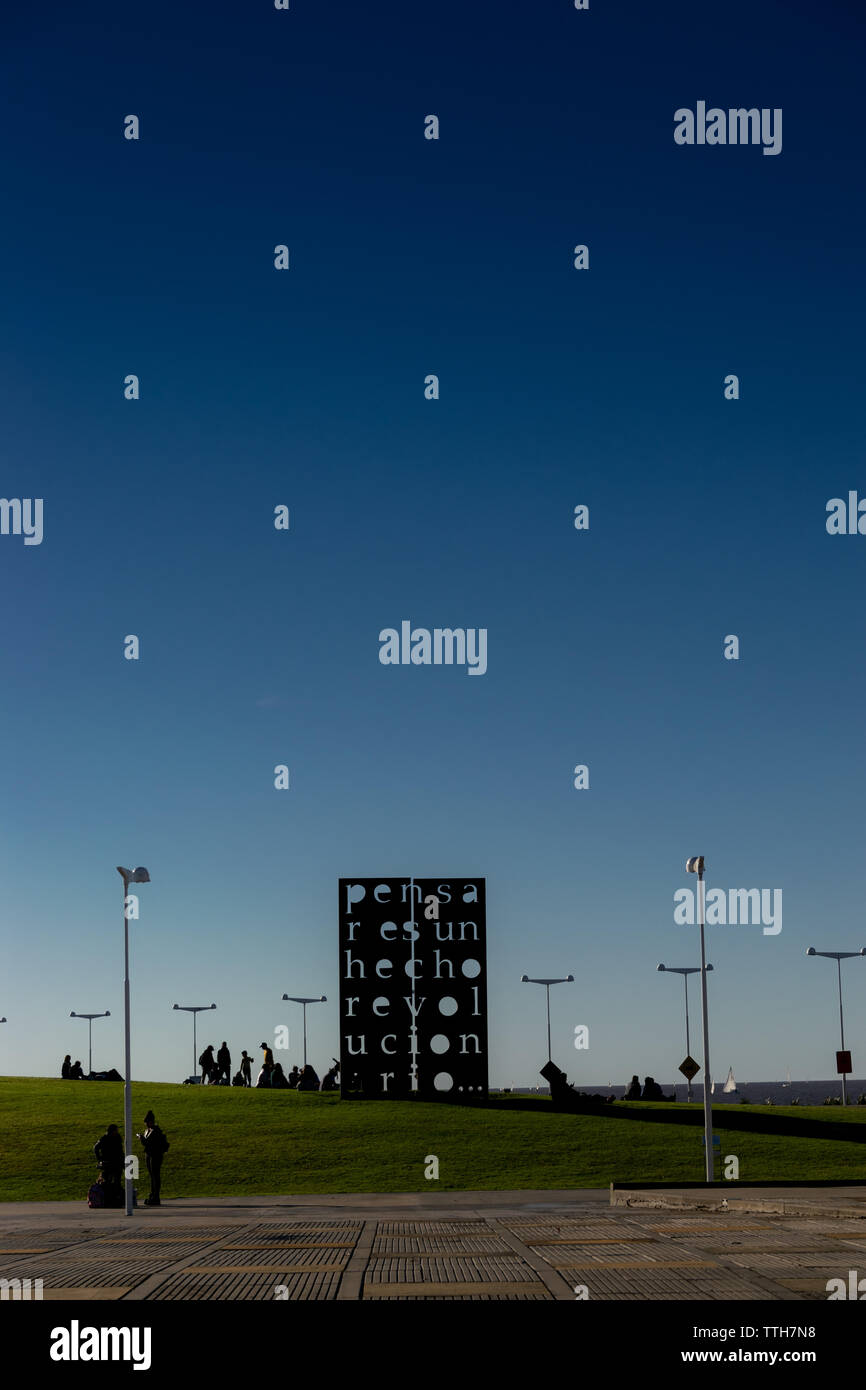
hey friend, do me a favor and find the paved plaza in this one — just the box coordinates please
[2,1188,865,1301]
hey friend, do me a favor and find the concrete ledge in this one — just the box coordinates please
[610,1181,866,1217]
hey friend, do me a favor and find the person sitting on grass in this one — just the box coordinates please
[70,1059,85,1080]
[320,1060,340,1091]
[296,1064,320,1091]
[641,1076,665,1102]
[62,1054,72,1079]
[270,1062,290,1089]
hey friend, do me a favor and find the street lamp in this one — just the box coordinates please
[117,865,150,1216]
[520,975,574,1063]
[686,856,714,1181]
[657,965,713,1102]
[172,1004,217,1081]
[805,947,866,1105]
[281,995,326,1068]
[69,1010,111,1077]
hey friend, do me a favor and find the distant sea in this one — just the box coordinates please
[496,1079,866,1105]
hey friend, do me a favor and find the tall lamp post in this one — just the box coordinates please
[117,865,150,1217]
[281,995,326,1068]
[519,975,574,1063]
[805,947,865,1105]
[172,1003,217,1081]
[656,965,713,1102]
[69,1010,111,1078]
[686,856,714,1181]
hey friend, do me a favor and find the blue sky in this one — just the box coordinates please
[1,0,864,1090]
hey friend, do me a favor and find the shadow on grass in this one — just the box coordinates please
[484,1096,866,1144]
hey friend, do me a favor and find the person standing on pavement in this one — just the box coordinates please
[137,1109,170,1207]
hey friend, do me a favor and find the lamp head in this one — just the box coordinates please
[656,964,666,971]
[806,947,816,956]
[685,856,705,875]
[117,865,150,884]
[520,975,529,983]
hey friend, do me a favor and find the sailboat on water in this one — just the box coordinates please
[721,1067,739,1099]
[782,1067,791,1088]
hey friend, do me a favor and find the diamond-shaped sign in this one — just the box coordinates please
[679,1055,700,1081]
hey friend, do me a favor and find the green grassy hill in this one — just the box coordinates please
[1,1077,864,1201]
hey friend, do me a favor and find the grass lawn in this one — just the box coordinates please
[1,1077,864,1201]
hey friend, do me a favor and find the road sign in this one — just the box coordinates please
[837,1050,852,1075]
[679,1056,700,1081]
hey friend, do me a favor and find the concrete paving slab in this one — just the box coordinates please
[1,1190,862,1301]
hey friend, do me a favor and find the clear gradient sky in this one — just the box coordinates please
[1,0,864,1088]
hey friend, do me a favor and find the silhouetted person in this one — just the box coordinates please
[260,1042,274,1078]
[137,1109,169,1206]
[62,1054,72,1080]
[255,1067,270,1088]
[287,1066,300,1088]
[296,1064,320,1091]
[216,1042,231,1085]
[70,1060,84,1080]
[199,1045,215,1085]
[240,1050,252,1087]
[641,1076,664,1101]
[321,1060,340,1091]
[93,1123,125,1189]
[271,1062,290,1089]
[545,1062,579,1109]
[624,1075,642,1100]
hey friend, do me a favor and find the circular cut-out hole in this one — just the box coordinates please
[462,958,481,978]
[430,1034,450,1054]
[438,996,458,1016]
[434,1072,453,1091]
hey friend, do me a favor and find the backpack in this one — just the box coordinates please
[88,1181,104,1208]
[150,1126,170,1154]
